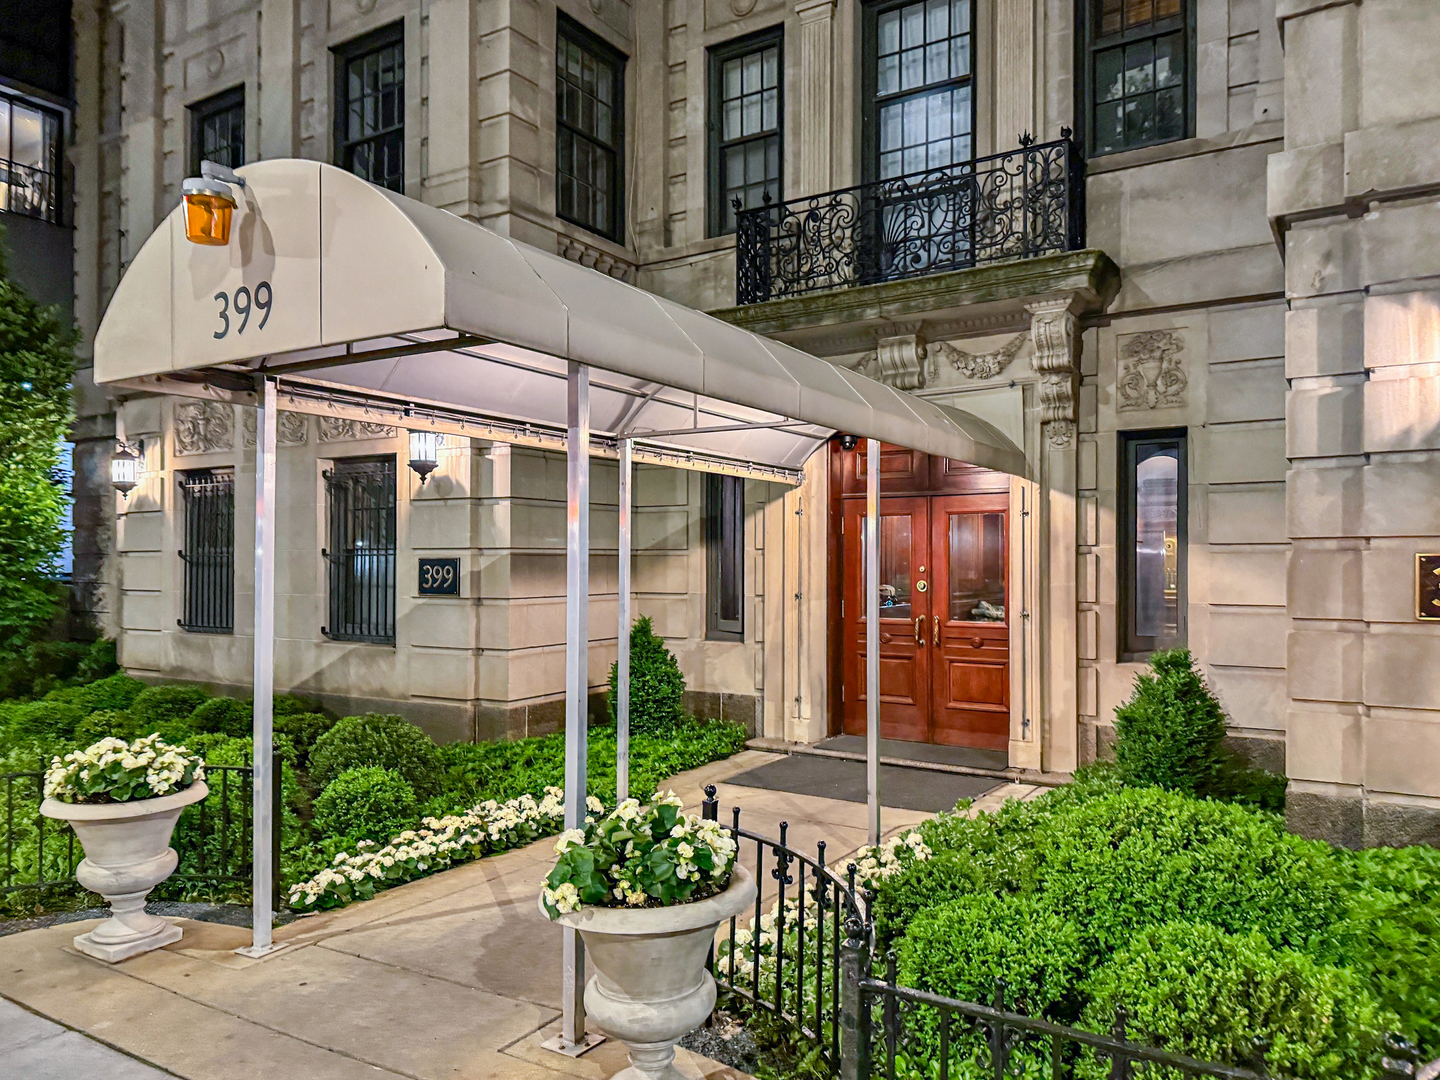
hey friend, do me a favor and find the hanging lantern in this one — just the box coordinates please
[408,430,444,484]
[110,442,141,497]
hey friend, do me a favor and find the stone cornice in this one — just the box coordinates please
[708,250,1121,341]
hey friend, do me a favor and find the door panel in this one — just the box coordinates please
[931,494,1010,750]
[841,497,930,742]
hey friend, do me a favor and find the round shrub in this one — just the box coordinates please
[72,708,144,745]
[309,713,442,799]
[1027,787,1344,955]
[45,672,146,714]
[7,699,86,740]
[607,616,685,735]
[312,766,417,843]
[275,711,337,763]
[274,693,323,717]
[1077,923,1395,1080]
[129,684,211,733]
[1113,647,1227,795]
[190,696,252,737]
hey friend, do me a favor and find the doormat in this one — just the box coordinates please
[814,735,1009,773]
[725,755,998,813]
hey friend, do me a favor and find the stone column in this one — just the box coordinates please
[794,0,837,195]
[114,0,166,259]
[1027,297,1080,773]
[424,0,477,215]
[258,0,301,159]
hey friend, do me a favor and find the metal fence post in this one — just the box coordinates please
[1382,1035,1419,1079]
[271,748,283,911]
[839,916,869,1080]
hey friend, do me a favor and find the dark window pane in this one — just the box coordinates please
[1095,48,1125,102]
[1155,32,1184,87]
[1089,1,1188,154]
[1155,85,1184,139]
[1120,431,1186,656]
[557,19,625,237]
[1094,101,1123,153]
[706,474,745,638]
[335,30,404,191]
[1124,40,1155,94]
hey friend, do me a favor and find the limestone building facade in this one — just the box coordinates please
[63,0,1440,846]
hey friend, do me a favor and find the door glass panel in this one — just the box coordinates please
[861,514,914,618]
[1134,449,1179,638]
[948,511,1005,622]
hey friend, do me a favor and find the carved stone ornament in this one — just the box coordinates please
[1026,298,1079,450]
[243,410,309,447]
[173,401,234,456]
[929,333,1026,381]
[1117,330,1187,411]
[317,417,397,442]
[854,324,928,390]
[731,0,759,13]
[558,233,634,282]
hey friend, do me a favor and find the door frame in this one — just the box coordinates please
[826,440,1016,745]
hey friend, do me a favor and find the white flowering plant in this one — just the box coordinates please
[540,791,738,919]
[43,734,205,804]
[288,786,570,910]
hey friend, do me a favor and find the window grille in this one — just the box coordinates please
[705,474,744,640]
[1087,0,1191,155]
[179,470,235,634]
[709,30,782,236]
[0,90,63,223]
[555,15,625,241]
[335,24,405,192]
[189,86,244,175]
[324,457,397,645]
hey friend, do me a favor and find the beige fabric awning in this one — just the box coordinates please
[93,159,1027,482]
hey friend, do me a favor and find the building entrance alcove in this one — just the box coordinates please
[832,442,1011,752]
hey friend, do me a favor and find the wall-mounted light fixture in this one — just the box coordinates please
[407,430,444,485]
[110,440,143,497]
[181,161,246,246]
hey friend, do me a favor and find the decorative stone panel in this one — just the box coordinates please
[173,401,234,455]
[242,410,309,447]
[1026,298,1080,449]
[1117,329,1187,410]
[317,417,397,441]
[557,233,635,282]
[929,333,1026,380]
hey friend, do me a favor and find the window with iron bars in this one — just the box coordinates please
[0,89,63,224]
[334,23,405,193]
[178,470,235,634]
[323,457,397,645]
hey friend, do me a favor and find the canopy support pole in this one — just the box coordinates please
[546,361,604,1057]
[616,437,632,804]
[865,437,881,847]
[238,376,280,958]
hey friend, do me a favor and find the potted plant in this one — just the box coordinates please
[540,791,755,1080]
[41,733,208,962]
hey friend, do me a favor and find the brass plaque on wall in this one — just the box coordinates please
[1418,554,1440,621]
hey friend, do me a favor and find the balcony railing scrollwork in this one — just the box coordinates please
[735,132,1085,306]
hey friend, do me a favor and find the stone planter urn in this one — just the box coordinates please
[548,863,757,1080]
[41,781,208,962]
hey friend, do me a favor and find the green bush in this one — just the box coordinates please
[190,696,252,737]
[5,698,86,740]
[274,693,323,717]
[72,708,144,745]
[1113,648,1227,795]
[75,639,119,683]
[607,616,685,736]
[899,893,1088,1020]
[275,711,336,764]
[310,713,443,799]
[1078,923,1394,1080]
[312,767,417,843]
[129,684,211,732]
[47,672,146,714]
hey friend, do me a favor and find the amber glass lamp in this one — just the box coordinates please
[180,162,245,246]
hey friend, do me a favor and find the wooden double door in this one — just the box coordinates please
[835,449,1010,750]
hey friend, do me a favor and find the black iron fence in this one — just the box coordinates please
[708,798,1426,1080]
[734,133,1085,305]
[1,754,281,913]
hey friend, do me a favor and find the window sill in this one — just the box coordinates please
[1085,121,1283,175]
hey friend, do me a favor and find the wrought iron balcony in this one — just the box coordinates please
[734,133,1085,306]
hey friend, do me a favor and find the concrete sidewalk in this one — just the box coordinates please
[0,750,1042,1080]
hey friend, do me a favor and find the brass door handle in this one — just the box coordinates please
[933,615,940,646]
[915,616,924,645]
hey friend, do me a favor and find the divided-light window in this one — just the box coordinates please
[709,30,782,236]
[1087,0,1191,155]
[334,24,405,192]
[0,90,62,223]
[556,16,625,242]
[189,86,244,176]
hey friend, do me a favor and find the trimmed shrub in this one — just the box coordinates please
[607,616,685,736]
[190,696,253,737]
[274,693,323,717]
[898,893,1088,1021]
[72,708,144,745]
[129,684,211,732]
[1078,923,1395,1080]
[47,672,146,714]
[75,638,120,683]
[312,767,417,843]
[310,713,443,799]
[275,711,337,764]
[5,699,86,740]
[1113,648,1227,795]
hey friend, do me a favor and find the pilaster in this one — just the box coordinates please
[258,0,301,159]
[794,0,836,195]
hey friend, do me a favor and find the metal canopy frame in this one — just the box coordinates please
[88,158,1030,1049]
